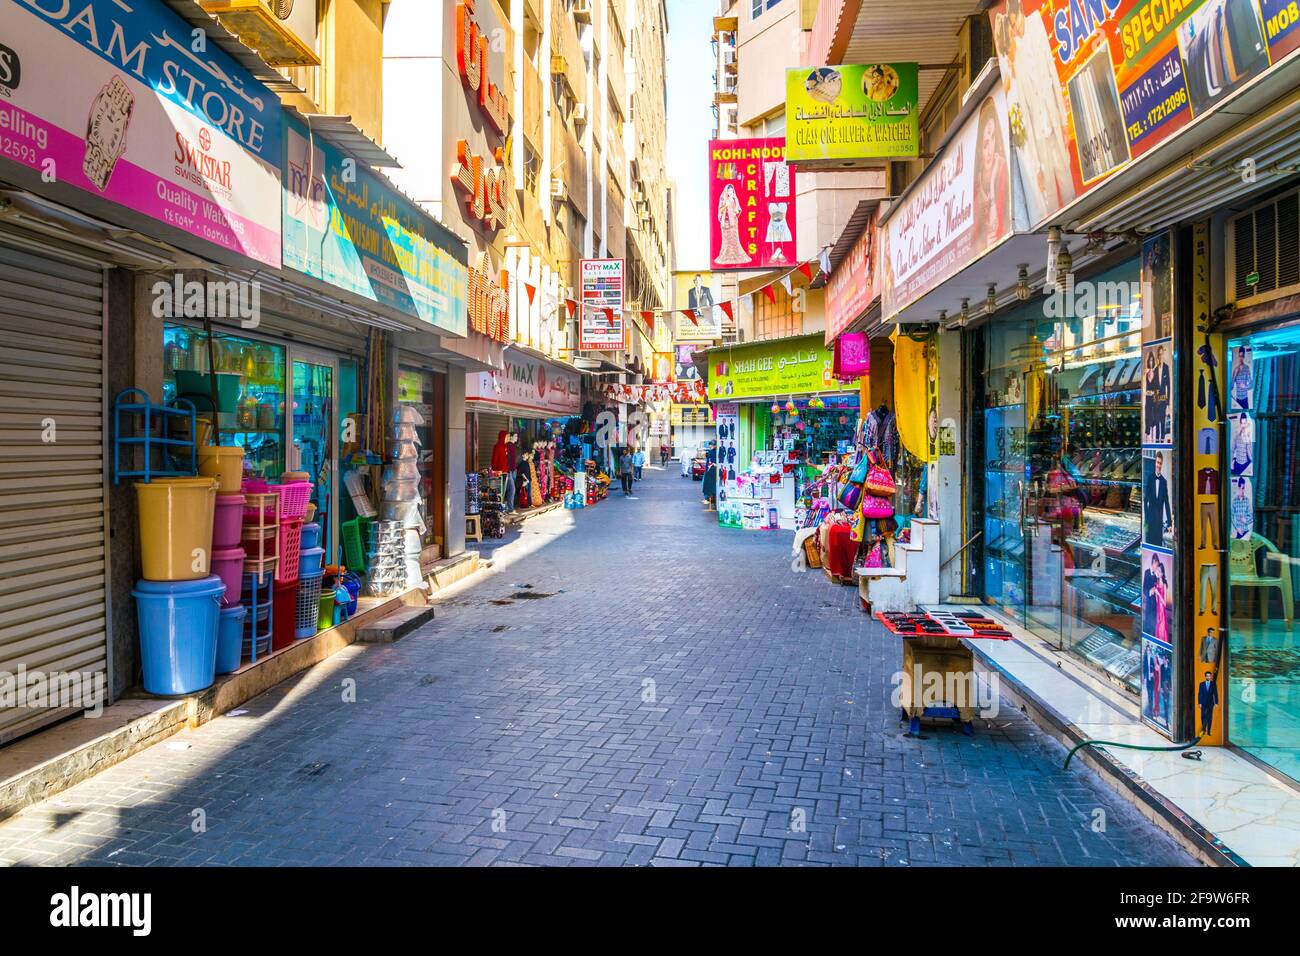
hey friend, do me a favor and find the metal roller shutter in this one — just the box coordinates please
[476,411,510,474]
[0,238,107,745]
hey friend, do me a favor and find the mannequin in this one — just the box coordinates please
[515,450,532,509]
[528,450,542,507]
[490,430,510,473]
[502,433,518,513]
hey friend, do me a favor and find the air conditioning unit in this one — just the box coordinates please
[574,0,593,22]
[550,177,566,199]
[1228,187,1300,307]
[200,0,319,67]
[574,103,589,125]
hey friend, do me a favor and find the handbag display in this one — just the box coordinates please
[849,455,870,485]
[864,451,896,496]
[839,482,863,510]
[862,541,884,568]
[862,495,894,519]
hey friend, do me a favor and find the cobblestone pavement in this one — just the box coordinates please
[0,467,1191,867]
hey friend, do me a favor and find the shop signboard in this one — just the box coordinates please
[283,114,468,337]
[825,210,880,344]
[708,137,797,271]
[673,270,724,341]
[989,0,1297,231]
[579,257,625,350]
[466,353,581,416]
[880,86,1012,319]
[0,0,282,267]
[707,334,850,400]
[785,64,920,165]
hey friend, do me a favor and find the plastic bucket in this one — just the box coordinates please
[215,605,247,674]
[299,546,324,577]
[211,546,245,606]
[212,493,245,549]
[134,478,218,581]
[132,576,225,695]
[198,445,245,494]
[318,590,336,630]
[300,522,322,551]
[271,581,299,651]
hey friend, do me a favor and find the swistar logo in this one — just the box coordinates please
[174,128,232,194]
[198,127,211,151]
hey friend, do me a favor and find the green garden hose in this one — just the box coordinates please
[1064,735,1203,770]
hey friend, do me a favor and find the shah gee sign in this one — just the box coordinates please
[0,0,282,267]
[785,64,920,165]
[707,334,852,400]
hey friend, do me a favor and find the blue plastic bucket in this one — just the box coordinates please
[132,576,226,695]
[300,522,322,551]
[299,546,324,577]
[215,605,247,675]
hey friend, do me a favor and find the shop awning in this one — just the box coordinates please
[287,110,402,169]
[159,1,306,94]
[1057,61,1300,236]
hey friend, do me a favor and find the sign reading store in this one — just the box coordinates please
[452,0,510,234]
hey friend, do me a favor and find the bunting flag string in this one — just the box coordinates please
[524,282,537,306]
[566,253,830,332]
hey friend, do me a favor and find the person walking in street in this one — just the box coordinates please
[618,447,635,495]
[633,447,645,481]
[659,444,669,468]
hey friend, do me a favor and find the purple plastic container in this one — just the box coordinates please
[213,493,245,549]
[211,546,246,607]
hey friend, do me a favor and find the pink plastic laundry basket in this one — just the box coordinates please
[272,482,312,521]
[275,518,304,584]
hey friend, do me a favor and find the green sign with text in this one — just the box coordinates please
[707,334,850,400]
[786,64,920,165]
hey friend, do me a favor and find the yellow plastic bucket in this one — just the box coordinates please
[135,477,218,581]
[197,445,245,494]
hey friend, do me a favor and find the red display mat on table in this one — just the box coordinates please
[875,610,1012,640]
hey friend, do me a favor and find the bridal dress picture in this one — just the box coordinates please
[715,183,751,266]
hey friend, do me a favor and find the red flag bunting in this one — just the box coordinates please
[565,298,577,318]
[719,301,734,323]
[797,262,814,282]
[524,282,537,306]
[761,284,776,304]
[681,309,699,326]
[604,307,616,324]
[642,310,655,330]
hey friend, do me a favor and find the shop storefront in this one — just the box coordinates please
[971,258,1145,692]
[706,334,856,530]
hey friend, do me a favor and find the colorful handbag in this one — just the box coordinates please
[849,455,870,485]
[861,541,884,568]
[850,510,866,543]
[862,495,894,519]
[833,332,871,380]
[839,482,863,510]
[864,452,896,496]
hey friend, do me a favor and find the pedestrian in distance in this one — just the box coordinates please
[659,444,669,467]
[619,448,635,495]
[633,447,645,481]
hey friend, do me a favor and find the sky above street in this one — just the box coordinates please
[665,0,714,272]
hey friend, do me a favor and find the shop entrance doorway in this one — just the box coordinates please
[291,352,336,567]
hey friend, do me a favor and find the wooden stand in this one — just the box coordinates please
[898,637,977,737]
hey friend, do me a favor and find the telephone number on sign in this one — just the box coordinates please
[1145,87,1188,128]
[0,134,41,166]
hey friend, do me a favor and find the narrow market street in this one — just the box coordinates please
[0,468,1189,867]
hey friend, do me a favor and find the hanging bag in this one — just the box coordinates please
[862,495,894,519]
[849,454,870,485]
[864,450,896,497]
[839,482,863,511]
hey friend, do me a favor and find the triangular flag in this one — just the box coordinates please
[642,310,655,331]
[780,275,794,297]
[761,284,776,304]
[524,282,537,306]
[604,307,616,324]
[565,298,577,318]
[719,301,734,323]
[681,308,699,326]
[797,262,814,281]
[818,249,832,278]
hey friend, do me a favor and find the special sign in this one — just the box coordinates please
[455,0,510,136]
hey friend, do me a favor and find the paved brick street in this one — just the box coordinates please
[0,467,1190,867]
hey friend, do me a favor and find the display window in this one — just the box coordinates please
[398,368,446,554]
[976,260,1145,693]
[162,324,286,478]
[1226,325,1300,784]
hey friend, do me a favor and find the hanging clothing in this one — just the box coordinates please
[891,330,930,461]
[490,431,510,473]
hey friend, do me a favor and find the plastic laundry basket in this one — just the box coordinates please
[295,570,325,639]
[133,575,225,695]
[216,604,247,674]
[134,477,218,581]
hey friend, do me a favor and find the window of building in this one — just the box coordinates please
[751,284,801,341]
[751,0,782,19]
[523,143,540,195]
